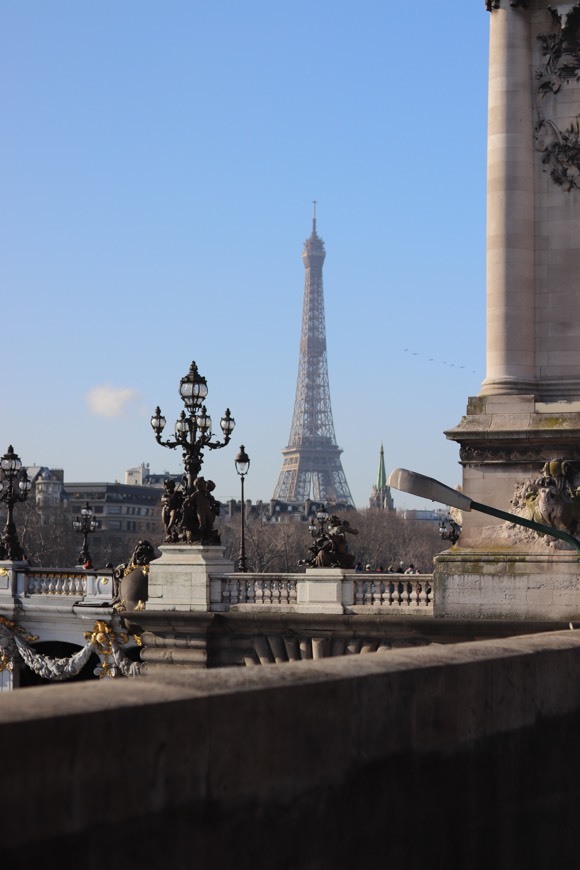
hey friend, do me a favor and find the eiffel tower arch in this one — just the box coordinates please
[272,208,354,508]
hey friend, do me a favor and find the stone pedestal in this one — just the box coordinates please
[147,544,234,612]
[446,395,580,548]
[296,569,348,614]
[435,549,580,621]
[438,395,580,618]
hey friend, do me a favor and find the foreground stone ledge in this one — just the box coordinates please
[3,629,580,865]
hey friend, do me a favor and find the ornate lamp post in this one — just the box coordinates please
[313,504,328,535]
[0,445,32,562]
[305,504,329,559]
[72,502,99,568]
[151,361,235,544]
[234,445,250,572]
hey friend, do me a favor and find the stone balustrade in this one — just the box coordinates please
[352,574,432,608]
[25,571,88,597]
[23,569,113,601]
[218,574,298,607]
[213,572,433,614]
[2,560,434,616]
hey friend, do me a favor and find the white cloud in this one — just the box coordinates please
[86,385,139,418]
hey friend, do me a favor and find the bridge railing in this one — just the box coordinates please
[0,566,114,603]
[1,563,433,615]
[213,573,434,614]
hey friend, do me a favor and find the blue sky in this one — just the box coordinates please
[1,2,489,509]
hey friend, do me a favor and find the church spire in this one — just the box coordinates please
[369,443,394,511]
[376,443,387,490]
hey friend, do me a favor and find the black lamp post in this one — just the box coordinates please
[151,361,235,489]
[234,445,250,572]
[313,503,329,535]
[306,503,329,543]
[0,445,31,562]
[72,502,99,568]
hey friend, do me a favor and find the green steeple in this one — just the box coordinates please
[376,443,387,490]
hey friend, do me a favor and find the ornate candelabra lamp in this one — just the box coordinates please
[72,502,99,568]
[0,445,32,561]
[151,361,235,544]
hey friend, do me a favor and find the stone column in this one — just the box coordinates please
[480,3,536,396]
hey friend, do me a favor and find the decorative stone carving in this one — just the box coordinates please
[536,117,580,189]
[536,27,580,95]
[511,459,580,539]
[462,444,568,464]
[0,617,141,680]
[112,539,155,611]
[535,5,580,189]
[548,3,580,30]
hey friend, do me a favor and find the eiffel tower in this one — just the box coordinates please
[272,206,355,507]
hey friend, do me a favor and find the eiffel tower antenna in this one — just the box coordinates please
[272,208,355,506]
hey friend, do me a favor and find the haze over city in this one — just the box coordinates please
[1,2,488,509]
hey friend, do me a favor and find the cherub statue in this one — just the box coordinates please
[302,514,359,569]
[161,479,183,542]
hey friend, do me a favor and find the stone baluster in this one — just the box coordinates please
[220,578,230,608]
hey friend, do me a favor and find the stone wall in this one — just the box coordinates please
[3,630,580,868]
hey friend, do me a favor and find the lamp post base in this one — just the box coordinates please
[147,543,234,612]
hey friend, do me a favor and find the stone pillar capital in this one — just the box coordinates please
[485,1,529,10]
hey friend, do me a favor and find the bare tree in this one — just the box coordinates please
[220,509,442,574]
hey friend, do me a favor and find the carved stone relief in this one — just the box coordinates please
[510,459,580,538]
[460,443,580,464]
[535,5,580,189]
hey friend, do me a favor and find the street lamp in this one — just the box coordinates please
[387,467,580,554]
[234,445,250,572]
[308,504,329,540]
[72,502,100,568]
[0,445,31,562]
[151,361,235,543]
